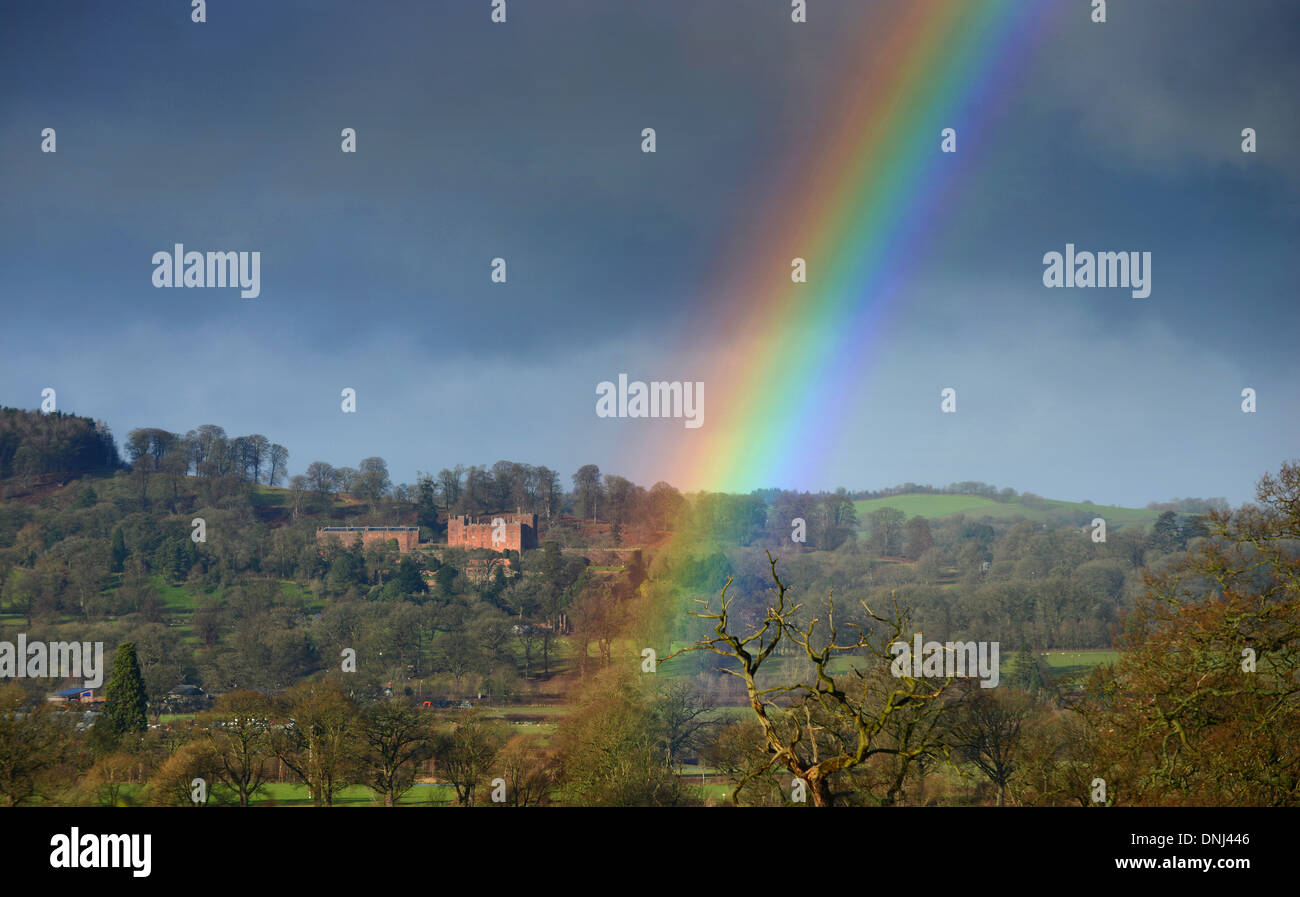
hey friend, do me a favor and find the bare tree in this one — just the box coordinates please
[652,680,717,765]
[288,474,309,521]
[946,686,1035,806]
[433,711,507,806]
[273,682,361,807]
[244,434,270,484]
[131,452,156,503]
[497,734,555,806]
[160,442,189,510]
[355,457,391,513]
[305,461,337,503]
[267,443,289,487]
[359,702,434,807]
[201,690,275,807]
[667,551,954,807]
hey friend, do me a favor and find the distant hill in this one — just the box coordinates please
[852,493,1159,528]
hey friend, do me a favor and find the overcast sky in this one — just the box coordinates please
[1,0,1296,506]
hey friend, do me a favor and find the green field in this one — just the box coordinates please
[1041,649,1122,670]
[156,577,197,613]
[1040,649,1121,687]
[853,494,1157,527]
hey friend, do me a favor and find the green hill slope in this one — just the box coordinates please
[852,494,1158,528]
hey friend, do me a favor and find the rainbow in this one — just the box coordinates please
[664,0,1062,494]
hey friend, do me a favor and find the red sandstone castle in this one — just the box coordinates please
[316,514,538,554]
[447,512,538,552]
[316,526,421,551]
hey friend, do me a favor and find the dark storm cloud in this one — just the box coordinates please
[0,0,1295,503]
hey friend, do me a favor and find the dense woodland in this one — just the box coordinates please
[0,407,120,481]
[0,407,1294,807]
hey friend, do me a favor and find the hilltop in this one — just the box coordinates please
[852,493,1159,529]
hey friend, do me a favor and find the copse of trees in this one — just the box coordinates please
[850,481,1014,502]
[845,480,1229,517]
[125,424,289,492]
[410,462,565,521]
[1145,496,1230,515]
[0,407,121,483]
[142,683,559,807]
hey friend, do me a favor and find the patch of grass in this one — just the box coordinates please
[679,764,719,776]
[154,576,197,613]
[694,783,741,803]
[480,704,569,718]
[1040,650,1121,669]
[249,486,286,508]
[1041,649,1121,688]
[279,579,321,611]
[157,713,197,725]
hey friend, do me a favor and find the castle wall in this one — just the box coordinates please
[316,526,421,551]
[447,513,538,552]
